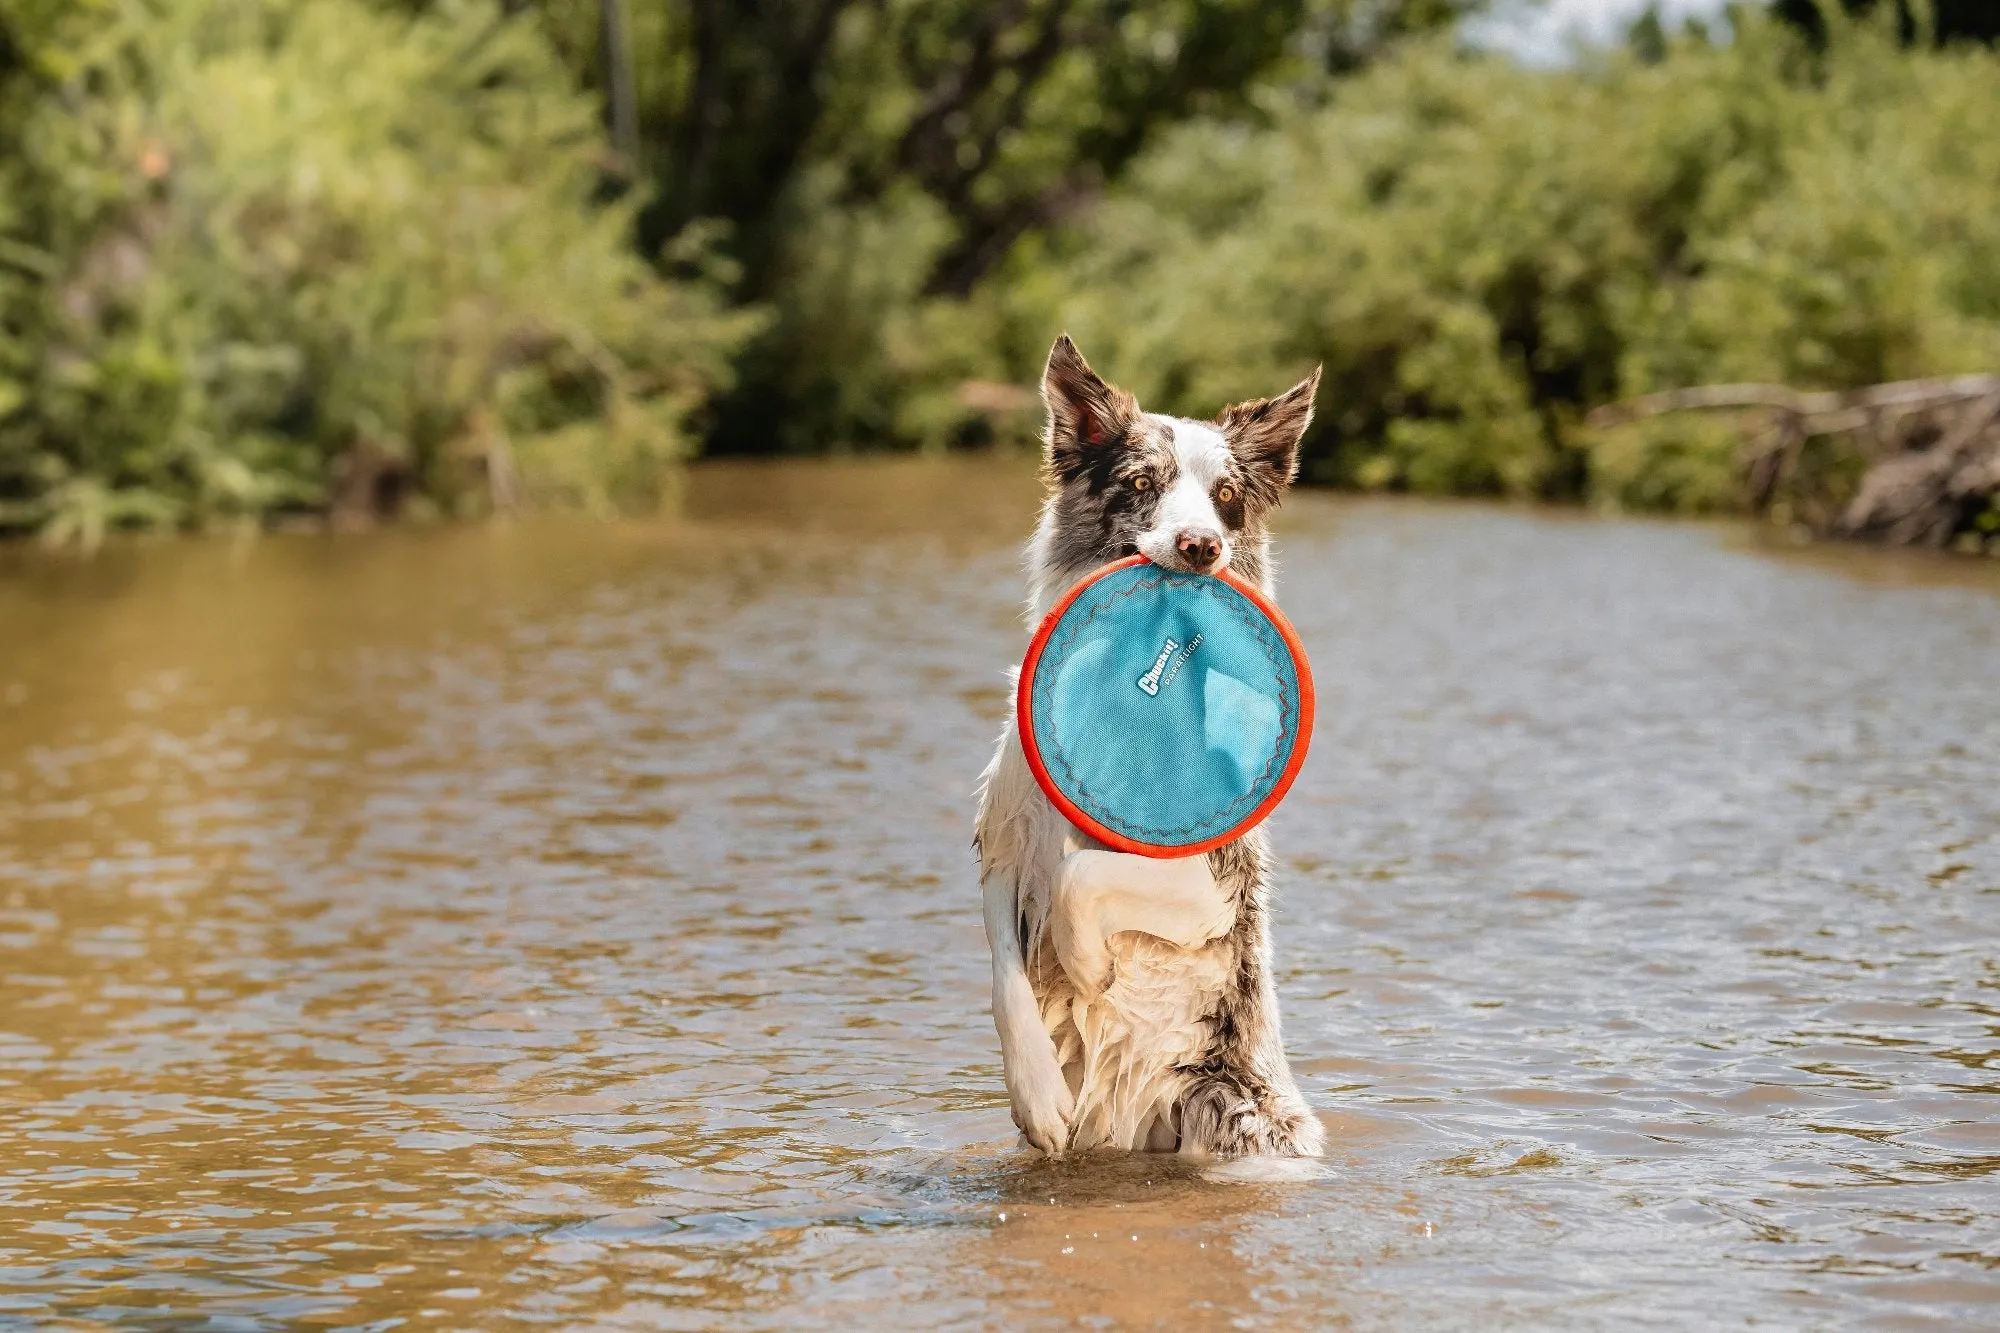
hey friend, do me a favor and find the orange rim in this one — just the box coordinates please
[1015,555,1316,859]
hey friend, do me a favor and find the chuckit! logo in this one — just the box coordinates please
[1136,633,1202,696]
[1136,638,1178,696]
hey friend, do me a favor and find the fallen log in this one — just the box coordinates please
[1584,375,2000,432]
[1587,375,2000,549]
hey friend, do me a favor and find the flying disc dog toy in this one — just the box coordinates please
[1017,555,1314,858]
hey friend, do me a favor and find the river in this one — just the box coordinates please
[1,459,1996,1329]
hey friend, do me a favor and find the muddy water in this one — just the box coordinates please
[1,459,1997,1330]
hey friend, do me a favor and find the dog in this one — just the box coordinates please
[973,335,1325,1159]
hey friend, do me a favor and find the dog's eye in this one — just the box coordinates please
[1132,475,1152,492]
[1216,483,1237,504]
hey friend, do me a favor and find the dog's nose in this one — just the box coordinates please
[1175,529,1224,572]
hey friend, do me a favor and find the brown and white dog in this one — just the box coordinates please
[973,335,1324,1159]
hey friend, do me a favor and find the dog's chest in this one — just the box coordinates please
[1030,913,1234,1052]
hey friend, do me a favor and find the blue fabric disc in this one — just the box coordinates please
[1020,560,1311,855]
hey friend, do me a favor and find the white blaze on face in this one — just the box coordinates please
[1137,416,1233,571]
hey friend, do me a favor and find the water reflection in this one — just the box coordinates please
[0,460,1995,1328]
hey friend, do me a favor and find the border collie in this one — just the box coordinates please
[973,335,1324,1159]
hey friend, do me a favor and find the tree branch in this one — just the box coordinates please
[923,173,1097,296]
[893,1,1028,183]
[1586,375,2000,432]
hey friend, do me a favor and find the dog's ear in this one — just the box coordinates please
[1042,335,1139,483]
[1218,367,1320,498]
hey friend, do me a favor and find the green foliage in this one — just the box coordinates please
[7,1,1999,541]
[690,0,1326,454]
[903,10,2000,512]
[0,0,755,545]
[1773,0,2000,49]
[528,0,1475,454]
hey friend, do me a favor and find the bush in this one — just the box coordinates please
[0,0,758,546]
[7,4,1997,536]
[896,10,2000,512]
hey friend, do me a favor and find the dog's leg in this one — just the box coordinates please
[1174,1074,1325,1159]
[1049,850,1235,1000]
[981,869,1075,1155]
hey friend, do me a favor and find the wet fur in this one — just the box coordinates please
[973,336,1325,1159]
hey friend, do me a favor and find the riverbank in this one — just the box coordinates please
[9,451,2000,574]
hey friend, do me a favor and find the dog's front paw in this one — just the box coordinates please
[1050,854,1114,999]
[1007,1058,1076,1157]
[1051,912,1114,1000]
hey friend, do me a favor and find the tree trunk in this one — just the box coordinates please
[600,0,639,170]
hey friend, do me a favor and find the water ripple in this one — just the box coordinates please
[0,462,1996,1328]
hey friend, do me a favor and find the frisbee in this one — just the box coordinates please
[1017,555,1314,858]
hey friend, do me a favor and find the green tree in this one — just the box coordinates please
[484,1,1477,452]
[1021,9,2000,518]
[0,0,756,545]
[1773,0,2000,47]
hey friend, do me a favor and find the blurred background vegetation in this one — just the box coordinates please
[1,0,1997,545]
